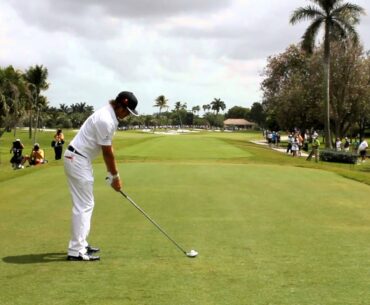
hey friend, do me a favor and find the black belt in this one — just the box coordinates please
[68,145,86,158]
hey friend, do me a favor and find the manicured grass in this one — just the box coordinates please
[0,129,370,305]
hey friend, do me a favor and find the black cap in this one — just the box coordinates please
[115,91,139,116]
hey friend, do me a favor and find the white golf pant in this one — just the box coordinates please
[64,150,94,257]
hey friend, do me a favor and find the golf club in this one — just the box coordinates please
[118,190,198,258]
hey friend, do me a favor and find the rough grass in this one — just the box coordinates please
[0,129,370,305]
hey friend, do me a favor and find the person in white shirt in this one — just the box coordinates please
[291,135,299,157]
[64,91,138,261]
[358,138,368,163]
[335,138,342,151]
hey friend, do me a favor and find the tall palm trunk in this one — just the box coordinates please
[323,22,332,149]
[28,110,33,139]
[33,106,40,143]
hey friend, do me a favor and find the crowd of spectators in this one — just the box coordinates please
[9,129,66,170]
[263,129,368,163]
[10,139,47,169]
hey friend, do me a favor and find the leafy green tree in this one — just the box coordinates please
[225,106,250,119]
[204,113,224,128]
[290,0,365,148]
[262,42,369,137]
[250,103,266,127]
[261,45,323,131]
[357,53,370,137]
[329,42,369,138]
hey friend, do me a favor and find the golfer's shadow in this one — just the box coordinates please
[2,252,66,264]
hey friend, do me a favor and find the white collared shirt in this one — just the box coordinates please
[70,104,118,161]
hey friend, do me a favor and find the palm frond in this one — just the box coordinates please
[332,3,366,25]
[290,6,324,24]
[301,18,324,53]
[332,19,360,45]
[311,0,342,12]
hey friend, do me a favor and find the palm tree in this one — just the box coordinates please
[154,95,169,129]
[59,103,70,114]
[24,65,49,141]
[290,0,365,148]
[192,105,200,114]
[0,66,28,136]
[191,106,200,128]
[211,98,226,115]
[174,101,187,128]
[202,104,211,114]
[154,95,169,115]
[174,101,182,112]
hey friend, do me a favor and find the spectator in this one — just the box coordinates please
[343,137,350,152]
[271,131,277,147]
[276,132,281,147]
[53,129,65,160]
[358,138,368,163]
[10,139,24,169]
[297,133,304,156]
[286,133,293,154]
[335,138,342,151]
[352,137,360,152]
[291,136,299,157]
[303,130,309,151]
[267,131,272,146]
[24,143,47,166]
[306,134,320,163]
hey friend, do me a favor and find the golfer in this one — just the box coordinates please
[64,91,138,261]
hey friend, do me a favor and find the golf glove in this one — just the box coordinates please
[106,172,120,185]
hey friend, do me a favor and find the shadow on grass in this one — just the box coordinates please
[2,252,66,264]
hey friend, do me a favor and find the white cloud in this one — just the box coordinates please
[1,0,369,114]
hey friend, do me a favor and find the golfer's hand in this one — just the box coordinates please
[111,177,122,191]
[106,173,122,191]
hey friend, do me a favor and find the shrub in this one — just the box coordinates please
[319,149,358,164]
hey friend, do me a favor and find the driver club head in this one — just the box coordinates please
[186,249,198,258]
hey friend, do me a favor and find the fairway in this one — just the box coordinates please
[121,134,252,161]
[1,131,370,305]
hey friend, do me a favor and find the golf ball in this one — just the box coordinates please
[189,250,198,256]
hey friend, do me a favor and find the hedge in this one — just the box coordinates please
[319,149,358,164]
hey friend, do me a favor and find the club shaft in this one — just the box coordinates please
[119,191,187,255]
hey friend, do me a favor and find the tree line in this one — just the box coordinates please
[0,64,94,139]
[0,65,263,135]
[0,65,48,140]
[124,96,263,129]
